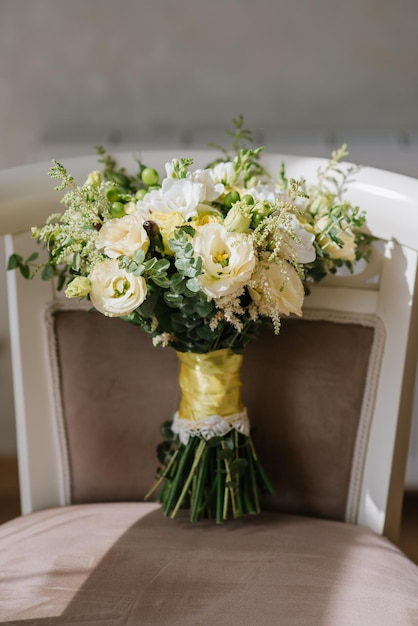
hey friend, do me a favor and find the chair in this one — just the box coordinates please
[1,150,418,625]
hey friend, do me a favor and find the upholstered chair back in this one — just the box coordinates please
[49,302,382,525]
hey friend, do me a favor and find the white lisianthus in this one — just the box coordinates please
[316,216,356,260]
[90,259,147,317]
[249,259,304,317]
[247,183,279,203]
[136,187,163,219]
[138,178,206,221]
[96,215,149,259]
[193,223,255,299]
[190,169,224,202]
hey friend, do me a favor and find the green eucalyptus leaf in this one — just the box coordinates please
[217,448,233,460]
[133,249,145,264]
[41,264,55,281]
[186,277,200,293]
[206,436,223,448]
[151,275,171,288]
[180,225,196,237]
[19,264,30,279]
[7,254,22,270]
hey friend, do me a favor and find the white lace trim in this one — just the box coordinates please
[172,409,250,445]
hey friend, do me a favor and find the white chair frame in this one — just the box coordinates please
[2,151,418,543]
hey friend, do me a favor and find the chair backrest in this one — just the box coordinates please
[2,150,418,543]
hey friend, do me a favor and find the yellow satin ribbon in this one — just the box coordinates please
[176,349,244,424]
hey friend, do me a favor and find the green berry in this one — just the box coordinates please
[224,191,241,208]
[141,167,159,187]
[105,186,120,203]
[135,189,147,201]
[243,194,255,206]
[109,202,125,218]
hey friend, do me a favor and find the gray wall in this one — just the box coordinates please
[1,0,418,456]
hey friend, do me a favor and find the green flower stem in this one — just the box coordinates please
[234,430,244,517]
[163,438,198,516]
[245,440,260,514]
[156,479,171,506]
[223,483,229,521]
[221,443,237,519]
[216,457,223,524]
[190,445,210,522]
[170,439,206,519]
[144,449,180,501]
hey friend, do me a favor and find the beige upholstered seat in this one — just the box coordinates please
[1,151,418,624]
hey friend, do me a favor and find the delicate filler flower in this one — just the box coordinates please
[89,259,147,317]
[96,214,150,259]
[193,223,255,299]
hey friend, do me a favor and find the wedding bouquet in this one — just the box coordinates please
[9,118,371,522]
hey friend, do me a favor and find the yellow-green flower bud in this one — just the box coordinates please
[223,191,241,209]
[86,170,102,188]
[250,200,272,227]
[65,276,92,299]
[223,203,252,233]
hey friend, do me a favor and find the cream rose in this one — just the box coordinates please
[96,215,149,259]
[249,260,304,317]
[193,223,255,299]
[89,259,147,317]
[316,216,356,261]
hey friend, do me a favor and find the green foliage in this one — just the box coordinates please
[7,252,38,279]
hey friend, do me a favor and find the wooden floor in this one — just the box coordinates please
[1,457,418,564]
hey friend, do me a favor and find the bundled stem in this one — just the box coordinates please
[145,427,274,522]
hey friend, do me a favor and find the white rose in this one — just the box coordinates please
[193,223,255,299]
[316,216,356,260]
[90,259,147,317]
[249,260,304,316]
[96,215,149,259]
